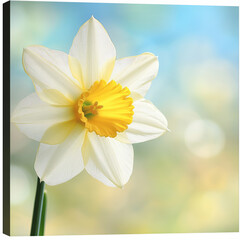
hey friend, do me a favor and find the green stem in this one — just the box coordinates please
[39,192,47,236]
[30,178,45,236]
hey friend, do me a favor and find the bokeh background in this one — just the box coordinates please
[10,1,239,235]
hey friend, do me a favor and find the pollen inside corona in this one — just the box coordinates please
[75,80,134,138]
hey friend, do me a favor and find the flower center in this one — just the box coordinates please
[82,100,103,118]
[75,80,134,138]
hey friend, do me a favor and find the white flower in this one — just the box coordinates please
[12,16,169,188]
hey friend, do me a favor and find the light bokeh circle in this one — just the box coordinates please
[184,119,225,158]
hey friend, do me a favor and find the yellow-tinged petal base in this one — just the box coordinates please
[75,80,134,138]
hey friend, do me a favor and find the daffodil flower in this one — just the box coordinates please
[12,16,168,188]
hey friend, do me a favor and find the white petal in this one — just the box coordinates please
[111,53,159,97]
[41,120,77,145]
[23,45,81,105]
[35,124,86,185]
[84,159,116,187]
[83,132,134,188]
[125,99,168,144]
[11,93,75,142]
[68,55,85,89]
[69,16,116,89]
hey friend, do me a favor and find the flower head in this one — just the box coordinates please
[12,16,169,188]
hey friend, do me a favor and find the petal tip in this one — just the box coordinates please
[90,15,97,22]
[115,183,125,189]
